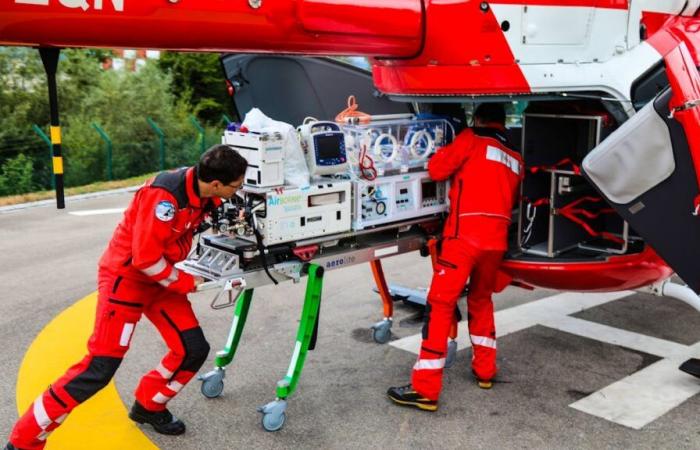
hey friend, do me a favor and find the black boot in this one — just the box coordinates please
[387,384,438,411]
[679,358,700,378]
[128,401,186,435]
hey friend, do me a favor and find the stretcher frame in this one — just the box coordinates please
[178,218,442,431]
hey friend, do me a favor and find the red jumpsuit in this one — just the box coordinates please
[10,167,220,450]
[412,127,523,401]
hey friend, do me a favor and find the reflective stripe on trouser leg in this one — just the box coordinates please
[412,239,477,401]
[9,354,124,450]
[466,249,504,381]
[9,278,135,450]
[136,292,210,411]
[9,389,64,450]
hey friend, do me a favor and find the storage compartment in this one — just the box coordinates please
[517,111,632,258]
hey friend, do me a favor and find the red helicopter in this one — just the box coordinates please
[2,0,700,360]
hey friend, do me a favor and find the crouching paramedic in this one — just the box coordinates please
[5,145,247,450]
[388,103,523,411]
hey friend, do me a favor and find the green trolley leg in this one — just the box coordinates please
[259,264,324,432]
[199,289,254,399]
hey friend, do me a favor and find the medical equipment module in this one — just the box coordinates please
[223,128,285,187]
[353,172,448,230]
[297,120,349,176]
[342,117,452,175]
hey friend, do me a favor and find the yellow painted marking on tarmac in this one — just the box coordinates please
[16,292,158,450]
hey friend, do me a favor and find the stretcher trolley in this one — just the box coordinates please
[177,216,440,431]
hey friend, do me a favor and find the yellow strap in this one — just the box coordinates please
[53,156,64,174]
[50,126,62,145]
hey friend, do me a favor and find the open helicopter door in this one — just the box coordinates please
[220,55,411,125]
[582,42,700,293]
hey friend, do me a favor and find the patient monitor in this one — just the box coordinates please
[297,120,349,176]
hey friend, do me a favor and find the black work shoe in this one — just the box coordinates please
[387,384,438,411]
[129,401,186,435]
[679,358,700,378]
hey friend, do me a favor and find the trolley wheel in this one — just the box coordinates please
[258,399,288,432]
[199,369,225,399]
[261,411,287,432]
[371,320,392,344]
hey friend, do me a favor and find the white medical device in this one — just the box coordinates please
[353,172,448,230]
[249,181,352,245]
[223,129,285,187]
[297,120,349,176]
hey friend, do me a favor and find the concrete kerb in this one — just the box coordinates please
[0,186,140,214]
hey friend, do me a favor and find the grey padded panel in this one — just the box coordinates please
[583,87,700,293]
[582,100,675,204]
[220,55,411,126]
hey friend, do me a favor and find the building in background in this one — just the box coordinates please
[103,49,160,71]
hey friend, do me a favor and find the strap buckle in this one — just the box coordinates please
[668,99,700,119]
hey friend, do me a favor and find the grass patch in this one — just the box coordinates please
[0,173,156,207]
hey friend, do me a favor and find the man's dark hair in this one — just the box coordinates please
[474,103,506,126]
[197,144,248,184]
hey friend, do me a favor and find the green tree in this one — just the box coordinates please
[0,48,221,195]
[63,60,197,183]
[0,153,35,195]
[0,48,53,189]
[158,52,231,124]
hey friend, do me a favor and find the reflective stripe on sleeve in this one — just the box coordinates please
[413,358,446,370]
[158,267,179,288]
[471,334,497,349]
[33,395,51,430]
[142,258,168,277]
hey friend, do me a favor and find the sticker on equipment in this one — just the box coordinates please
[155,201,175,222]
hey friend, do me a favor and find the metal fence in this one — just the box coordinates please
[0,115,231,196]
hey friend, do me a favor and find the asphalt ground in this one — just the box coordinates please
[1,191,700,449]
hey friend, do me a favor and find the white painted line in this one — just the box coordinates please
[389,287,700,429]
[570,350,700,429]
[389,290,634,354]
[541,315,690,358]
[0,186,138,214]
[69,208,125,216]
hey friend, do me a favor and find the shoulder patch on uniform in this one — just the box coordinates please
[155,200,176,222]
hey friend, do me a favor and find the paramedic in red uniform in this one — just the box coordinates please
[5,145,247,450]
[388,103,523,411]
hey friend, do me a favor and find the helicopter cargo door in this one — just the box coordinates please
[582,42,700,292]
[220,55,411,126]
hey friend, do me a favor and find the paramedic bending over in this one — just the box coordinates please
[5,145,247,450]
[387,103,523,411]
